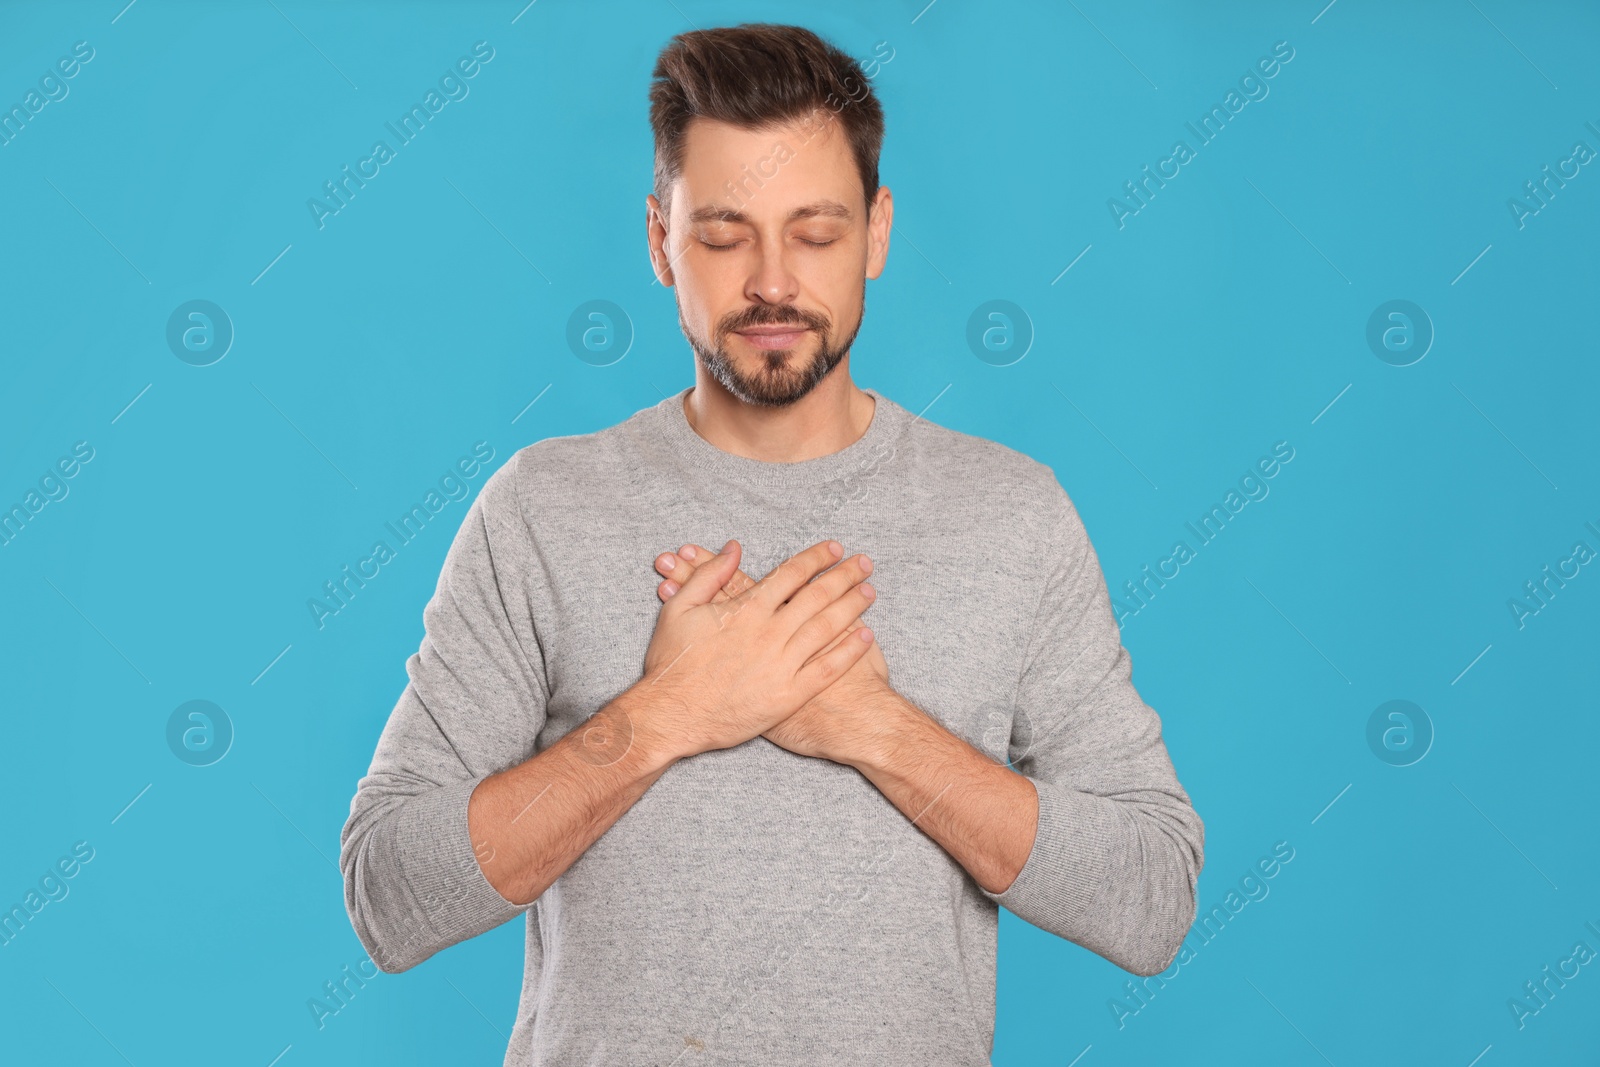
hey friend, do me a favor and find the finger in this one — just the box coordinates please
[655,553,680,600]
[806,577,873,655]
[747,540,848,611]
[683,543,757,598]
[654,550,695,601]
[794,623,876,694]
[809,614,867,658]
[786,580,875,663]
[655,545,755,602]
[664,539,743,611]
[774,552,873,629]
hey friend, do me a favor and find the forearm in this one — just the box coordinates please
[468,683,685,905]
[840,687,1039,895]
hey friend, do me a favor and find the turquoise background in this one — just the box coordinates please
[2,0,1597,1063]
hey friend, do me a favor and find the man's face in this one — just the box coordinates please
[648,113,892,407]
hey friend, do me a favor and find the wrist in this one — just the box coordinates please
[613,677,702,769]
[833,682,919,773]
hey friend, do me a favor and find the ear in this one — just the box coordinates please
[647,193,676,287]
[865,185,893,281]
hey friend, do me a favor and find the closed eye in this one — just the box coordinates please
[699,238,838,251]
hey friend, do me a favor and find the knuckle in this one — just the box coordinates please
[810,652,842,683]
[796,613,835,647]
[794,582,829,612]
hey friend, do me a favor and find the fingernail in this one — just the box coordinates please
[657,553,676,569]
[662,580,679,596]
[722,539,736,553]
[681,545,697,560]
[860,555,873,573]
[860,583,875,599]
[828,541,842,557]
[858,628,874,642]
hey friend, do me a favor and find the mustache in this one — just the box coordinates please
[724,305,828,332]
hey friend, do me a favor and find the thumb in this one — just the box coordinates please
[667,539,742,608]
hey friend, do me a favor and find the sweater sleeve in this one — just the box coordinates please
[339,452,551,974]
[979,485,1205,977]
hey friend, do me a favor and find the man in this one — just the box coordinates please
[340,22,1203,1066]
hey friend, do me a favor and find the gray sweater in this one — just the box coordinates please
[339,386,1204,1066]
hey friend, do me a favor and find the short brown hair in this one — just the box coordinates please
[648,23,885,217]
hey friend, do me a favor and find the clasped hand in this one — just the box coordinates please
[639,539,891,764]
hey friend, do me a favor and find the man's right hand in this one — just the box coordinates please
[633,538,878,759]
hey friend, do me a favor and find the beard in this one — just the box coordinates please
[678,281,865,408]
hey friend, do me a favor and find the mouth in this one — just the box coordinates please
[733,325,811,351]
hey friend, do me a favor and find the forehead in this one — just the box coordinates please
[673,114,862,221]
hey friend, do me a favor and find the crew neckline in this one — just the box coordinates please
[649,385,906,488]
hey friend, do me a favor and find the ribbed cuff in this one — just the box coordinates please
[980,779,1119,934]
[383,775,530,969]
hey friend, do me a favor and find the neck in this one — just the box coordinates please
[682,365,875,463]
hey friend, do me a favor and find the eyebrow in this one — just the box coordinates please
[687,200,853,226]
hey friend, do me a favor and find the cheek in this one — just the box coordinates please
[814,281,862,328]
[801,264,859,315]
[676,255,748,311]
[671,276,727,335]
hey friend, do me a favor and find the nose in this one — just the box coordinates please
[745,240,800,307]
